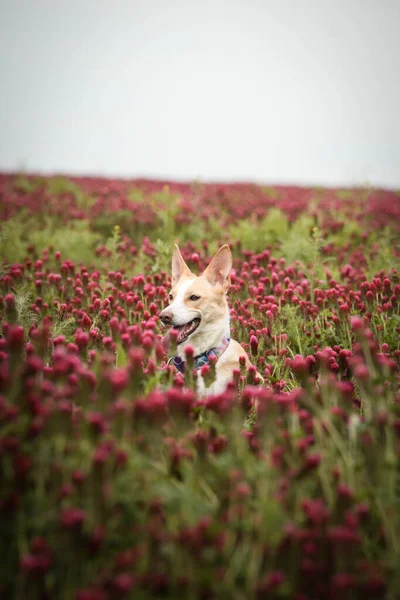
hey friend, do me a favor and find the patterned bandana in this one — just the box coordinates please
[170,336,231,374]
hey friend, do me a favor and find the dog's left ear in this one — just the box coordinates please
[172,244,193,284]
[203,245,232,291]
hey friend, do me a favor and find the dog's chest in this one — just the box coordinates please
[195,347,236,397]
[196,371,229,397]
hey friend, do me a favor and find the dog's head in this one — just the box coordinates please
[159,244,232,346]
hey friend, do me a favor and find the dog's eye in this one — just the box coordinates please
[189,294,200,301]
[168,293,173,301]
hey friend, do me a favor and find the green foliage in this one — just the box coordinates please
[30,220,102,266]
[177,219,221,255]
[281,304,305,355]
[227,209,330,277]
[280,217,319,266]
[148,239,173,274]
[227,208,289,252]
[45,176,97,210]
[45,176,81,196]
[262,186,280,199]
[92,210,138,238]
[14,287,39,329]
[0,214,31,264]
[367,228,399,274]
[12,174,42,193]
[51,315,78,341]
[126,186,146,204]
[0,213,102,266]
[105,224,122,258]
[325,217,363,248]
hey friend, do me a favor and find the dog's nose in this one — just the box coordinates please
[159,310,173,325]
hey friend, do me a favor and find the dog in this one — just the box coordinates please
[160,244,263,396]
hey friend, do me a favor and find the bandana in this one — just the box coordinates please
[170,336,231,374]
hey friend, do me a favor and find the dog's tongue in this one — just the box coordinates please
[161,324,189,352]
[163,319,199,348]
[161,325,189,350]
[173,323,192,344]
[161,330,171,350]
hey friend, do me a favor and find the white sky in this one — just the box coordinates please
[0,0,399,187]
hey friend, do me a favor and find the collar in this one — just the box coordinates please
[170,336,231,374]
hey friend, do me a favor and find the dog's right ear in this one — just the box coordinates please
[172,244,192,284]
[203,245,232,291]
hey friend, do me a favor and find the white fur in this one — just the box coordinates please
[170,275,233,394]
[169,279,197,326]
[196,345,234,396]
[165,275,230,360]
[179,310,230,359]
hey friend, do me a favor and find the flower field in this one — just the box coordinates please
[1,173,400,599]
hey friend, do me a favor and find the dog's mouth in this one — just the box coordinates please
[172,318,201,344]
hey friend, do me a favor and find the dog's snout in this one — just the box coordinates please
[160,310,173,325]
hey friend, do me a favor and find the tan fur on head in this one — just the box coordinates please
[170,273,228,325]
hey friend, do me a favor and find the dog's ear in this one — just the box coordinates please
[172,244,192,284]
[203,245,232,291]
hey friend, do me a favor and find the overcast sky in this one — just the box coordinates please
[0,0,399,187]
